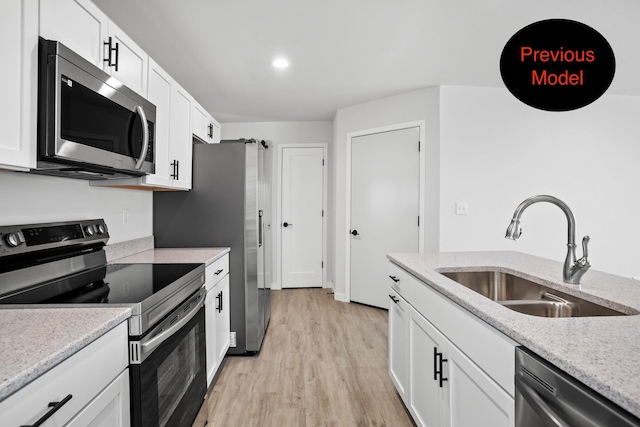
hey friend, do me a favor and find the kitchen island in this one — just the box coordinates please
[388,250,640,419]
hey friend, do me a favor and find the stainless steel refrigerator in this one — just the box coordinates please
[153,138,271,355]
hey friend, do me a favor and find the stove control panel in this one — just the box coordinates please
[0,219,109,257]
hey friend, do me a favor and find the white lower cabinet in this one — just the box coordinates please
[388,288,409,405]
[409,305,446,427]
[388,262,516,427]
[66,369,130,427]
[0,322,129,427]
[205,254,231,387]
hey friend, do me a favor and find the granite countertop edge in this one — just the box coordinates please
[110,247,231,266]
[0,307,131,402]
[387,250,640,419]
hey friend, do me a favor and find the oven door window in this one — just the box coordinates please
[130,307,206,427]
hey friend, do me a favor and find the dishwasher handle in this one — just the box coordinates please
[516,375,567,427]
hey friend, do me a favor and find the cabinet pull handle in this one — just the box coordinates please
[208,123,214,138]
[103,37,113,67]
[214,269,224,275]
[170,160,178,179]
[216,291,223,312]
[389,275,400,283]
[103,37,119,71]
[21,394,72,427]
[113,40,119,71]
[434,348,449,388]
[388,295,399,304]
[176,160,179,180]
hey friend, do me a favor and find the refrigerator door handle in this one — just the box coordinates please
[258,210,263,247]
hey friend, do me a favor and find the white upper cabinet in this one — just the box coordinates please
[40,0,148,96]
[193,101,221,144]
[169,83,193,189]
[40,0,108,70]
[142,59,173,188]
[106,21,148,96]
[0,0,38,171]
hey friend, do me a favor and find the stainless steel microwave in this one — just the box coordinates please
[33,38,155,180]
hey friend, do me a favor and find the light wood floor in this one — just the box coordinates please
[192,288,414,427]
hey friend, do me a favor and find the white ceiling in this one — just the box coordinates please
[92,0,640,123]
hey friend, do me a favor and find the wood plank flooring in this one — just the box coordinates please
[192,288,414,427]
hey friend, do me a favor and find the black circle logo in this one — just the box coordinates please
[500,19,615,111]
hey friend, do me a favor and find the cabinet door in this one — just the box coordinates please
[0,0,37,170]
[169,84,193,189]
[145,59,173,187]
[40,0,108,68]
[205,288,218,387]
[445,343,515,427]
[66,369,131,427]
[389,288,409,405]
[215,275,231,364]
[107,21,148,96]
[192,102,211,143]
[409,306,446,427]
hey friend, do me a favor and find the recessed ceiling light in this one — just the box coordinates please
[271,58,290,69]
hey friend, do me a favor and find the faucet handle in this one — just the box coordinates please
[582,235,590,260]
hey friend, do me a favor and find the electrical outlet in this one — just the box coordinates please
[455,202,469,215]
[122,209,129,226]
[230,332,236,347]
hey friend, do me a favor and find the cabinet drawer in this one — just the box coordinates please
[406,272,517,396]
[205,254,229,292]
[0,322,128,426]
[388,261,409,297]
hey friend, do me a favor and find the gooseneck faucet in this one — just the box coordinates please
[505,195,590,284]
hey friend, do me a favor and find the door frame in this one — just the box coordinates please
[345,121,426,303]
[276,143,328,290]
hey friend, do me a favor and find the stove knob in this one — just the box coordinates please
[84,225,95,236]
[97,224,106,235]
[4,232,25,248]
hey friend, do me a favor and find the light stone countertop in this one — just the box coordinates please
[0,247,227,403]
[387,251,640,419]
[0,307,131,402]
[110,247,230,266]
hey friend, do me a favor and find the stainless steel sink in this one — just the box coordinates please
[440,271,628,317]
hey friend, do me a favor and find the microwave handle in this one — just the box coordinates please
[134,105,150,170]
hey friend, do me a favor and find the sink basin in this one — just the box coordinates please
[440,271,627,317]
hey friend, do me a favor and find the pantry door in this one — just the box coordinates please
[350,127,420,308]
[280,146,325,288]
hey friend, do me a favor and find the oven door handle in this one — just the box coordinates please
[140,297,204,356]
[134,105,150,170]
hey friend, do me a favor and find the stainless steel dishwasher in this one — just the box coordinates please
[515,347,640,427]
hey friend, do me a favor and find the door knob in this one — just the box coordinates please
[351,230,359,236]
[283,222,292,228]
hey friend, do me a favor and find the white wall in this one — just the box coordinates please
[333,87,441,301]
[439,86,640,279]
[0,172,152,244]
[220,121,334,287]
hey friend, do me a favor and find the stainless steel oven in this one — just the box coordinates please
[34,38,155,180]
[0,219,207,427]
[129,289,206,427]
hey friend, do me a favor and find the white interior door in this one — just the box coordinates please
[350,127,420,308]
[281,147,324,288]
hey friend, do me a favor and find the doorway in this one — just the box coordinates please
[347,125,423,308]
[278,145,327,288]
